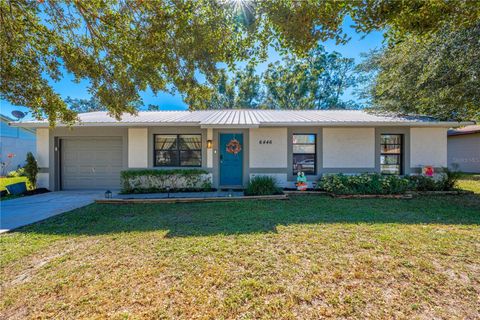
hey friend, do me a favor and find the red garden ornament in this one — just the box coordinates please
[226,139,242,155]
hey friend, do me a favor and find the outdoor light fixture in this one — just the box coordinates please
[166,186,171,198]
[207,139,213,149]
[105,190,112,199]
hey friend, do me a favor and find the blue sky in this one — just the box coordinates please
[0,16,384,118]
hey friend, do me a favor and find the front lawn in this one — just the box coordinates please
[1,179,479,319]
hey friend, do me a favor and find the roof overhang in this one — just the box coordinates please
[10,121,475,129]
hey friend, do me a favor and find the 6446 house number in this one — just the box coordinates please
[259,140,272,144]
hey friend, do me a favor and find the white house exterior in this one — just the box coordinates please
[1,114,36,174]
[11,110,471,190]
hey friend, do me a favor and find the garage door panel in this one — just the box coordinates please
[61,137,123,190]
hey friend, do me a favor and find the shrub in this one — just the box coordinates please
[407,175,439,191]
[318,171,462,195]
[244,176,282,196]
[407,167,462,191]
[437,166,462,191]
[317,173,409,195]
[24,152,39,189]
[6,167,26,178]
[120,169,212,193]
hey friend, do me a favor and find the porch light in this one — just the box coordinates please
[207,139,213,149]
[105,190,112,199]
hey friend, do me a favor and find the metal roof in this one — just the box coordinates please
[10,110,473,128]
[448,125,480,136]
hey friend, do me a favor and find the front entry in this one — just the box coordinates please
[219,133,243,186]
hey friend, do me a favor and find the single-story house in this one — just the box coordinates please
[447,125,480,173]
[1,114,36,175]
[11,110,472,190]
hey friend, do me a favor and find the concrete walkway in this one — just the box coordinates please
[0,191,107,233]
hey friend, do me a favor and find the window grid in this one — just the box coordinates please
[154,134,202,167]
[380,134,403,175]
[292,134,316,175]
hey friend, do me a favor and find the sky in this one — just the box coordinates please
[0,16,384,119]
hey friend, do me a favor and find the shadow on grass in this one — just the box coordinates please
[9,194,480,238]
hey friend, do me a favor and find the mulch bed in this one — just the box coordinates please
[0,188,50,199]
[22,188,50,196]
[284,190,328,195]
[96,194,288,204]
[328,193,413,199]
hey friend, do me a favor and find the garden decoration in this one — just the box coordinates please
[5,182,27,195]
[422,165,434,177]
[226,138,242,155]
[296,172,308,191]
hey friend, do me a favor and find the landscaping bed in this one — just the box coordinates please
[120,169,213,194]
[97,193,288,204]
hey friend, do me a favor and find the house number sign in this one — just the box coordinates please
[259,140,272,144]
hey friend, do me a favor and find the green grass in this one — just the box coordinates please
[458,173,480,193]
[1,177,479,319]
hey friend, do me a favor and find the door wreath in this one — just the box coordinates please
[226,139,242,155]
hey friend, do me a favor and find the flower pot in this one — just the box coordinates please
[5,182,27,195]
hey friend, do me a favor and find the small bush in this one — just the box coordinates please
[317,173,409,195]
[407,175,439,191]
[24,152,39,189]
[407,167,462,191]
[6,168,26,178]
[438,166,462,191]
[244,176,282,196]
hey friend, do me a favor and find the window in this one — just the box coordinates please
[154,134,202,167]
[292,134,316,175]
[380,134,403,175]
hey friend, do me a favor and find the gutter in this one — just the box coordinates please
[10,120,475,129]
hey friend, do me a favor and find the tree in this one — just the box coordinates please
[263,58,316,110]
[147,104,161,111]
[235,63,262,109]
[208,69,236,109]
[263,45,358,110]
[65,97,106,113]
[24,152,39,189]
[358,22,480,121]
[1,1,478,124]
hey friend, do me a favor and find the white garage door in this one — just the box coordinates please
[61,137,123,190]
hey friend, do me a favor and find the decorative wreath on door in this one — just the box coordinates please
[226,138,242,155]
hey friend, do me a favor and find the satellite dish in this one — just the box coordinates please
[11,110,26,120]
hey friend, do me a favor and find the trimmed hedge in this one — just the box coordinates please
[244,176,282,196]
[121,169,212,194]
[317,170,460,195]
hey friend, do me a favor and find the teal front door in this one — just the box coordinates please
[220,133,243,186]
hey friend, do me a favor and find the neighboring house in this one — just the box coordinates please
[1,114,36,175]
[12,110,471,190]
[447,125,480,173]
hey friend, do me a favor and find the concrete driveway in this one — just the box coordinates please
[0,191,107,233]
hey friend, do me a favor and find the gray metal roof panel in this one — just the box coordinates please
[10,109,474,128]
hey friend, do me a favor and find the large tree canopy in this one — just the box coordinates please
[206,45,357,110]
[358,22,480,121]
[1,0,479,124]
